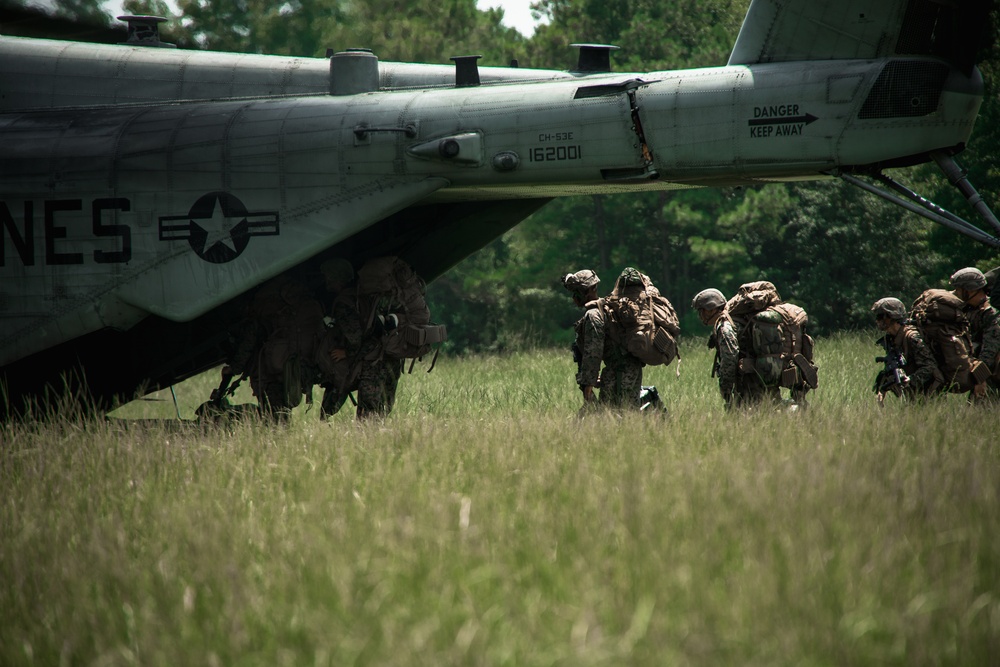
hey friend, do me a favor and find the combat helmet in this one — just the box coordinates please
[949,266,987,291]
[691,288,727,311]
[871,297,907,321]
[562,269,600,294]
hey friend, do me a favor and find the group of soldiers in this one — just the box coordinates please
[211,257,428,422]
[868,266,999,404]
[209,258,997,421]
[565,264,999,412]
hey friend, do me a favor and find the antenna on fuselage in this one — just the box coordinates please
[117,15,175,48]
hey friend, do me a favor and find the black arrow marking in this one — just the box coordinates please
[748,113,819,126]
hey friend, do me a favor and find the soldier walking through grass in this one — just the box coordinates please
[692,288,740,410]
[317,258,405,420]
[563,269,643,412]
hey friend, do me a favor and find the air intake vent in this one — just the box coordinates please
[858,60,948,119]
[117,15,174,48]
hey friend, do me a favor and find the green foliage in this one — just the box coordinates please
[169,0,345,56]
[713,181,949,333]
[122,0,173,20]
[323,0,524,63]
[527,0,749,70]
[164,0,522,61]
[51,0,111,26]
[4,338,1000,665]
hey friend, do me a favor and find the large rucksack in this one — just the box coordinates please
[727,281,818,390]
[726,281,783,324]
[356,256,447,360]
[600,269,680,366]
[910,288,975,392]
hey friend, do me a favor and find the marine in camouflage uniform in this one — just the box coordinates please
[318,258,403,420]
[692,288,740,409]
[871,297,942,404]
[950,267,1000,400]
[563,269,643,411]
[226,273,325,421]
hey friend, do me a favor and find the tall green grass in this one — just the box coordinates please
[2,333,998,666]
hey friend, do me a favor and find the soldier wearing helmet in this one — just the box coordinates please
[692,288,741,409]
[949,266,1000,399]
[563,269,643,410]
[871,297,942,404]
[317,256,413,420]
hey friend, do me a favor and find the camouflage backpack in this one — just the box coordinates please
[727,282,818,390]
[600,268,680,366]
[356,256,447,360]
[910,288,976,392]
[725,280,782,324]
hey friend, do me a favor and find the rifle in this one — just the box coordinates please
[874,338,909,396]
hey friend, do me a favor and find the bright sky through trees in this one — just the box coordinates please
[475,0,545,35]
[96,0,545,36]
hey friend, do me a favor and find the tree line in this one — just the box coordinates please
[29,0,1000,350]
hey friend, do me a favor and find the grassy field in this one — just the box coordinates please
[2,333,998,666]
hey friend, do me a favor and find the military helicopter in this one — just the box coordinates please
[1,0,997,419]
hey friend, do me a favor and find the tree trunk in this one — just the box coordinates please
[658,191,671,295]
[592,195,610,272]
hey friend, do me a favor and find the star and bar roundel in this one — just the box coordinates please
[158,192,279,264]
